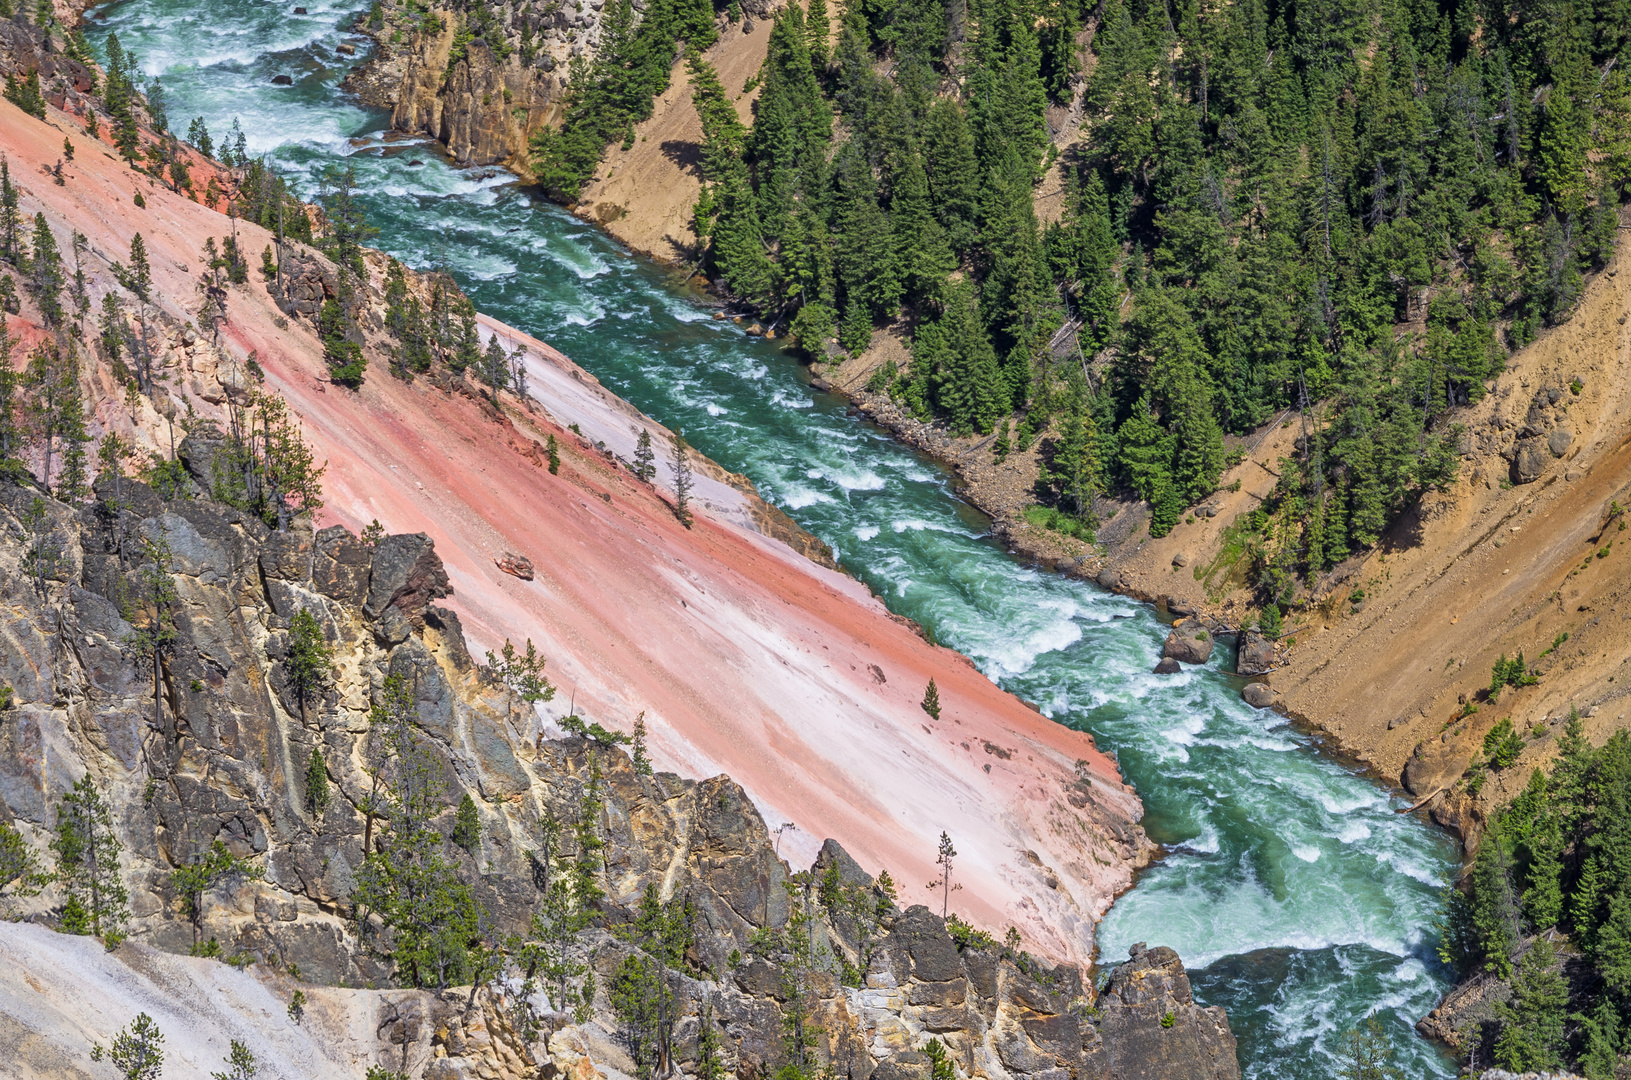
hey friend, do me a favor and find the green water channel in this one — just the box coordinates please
[85,3,1463,1073]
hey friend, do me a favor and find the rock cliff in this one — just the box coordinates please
[0,473,1233,1079]
[1,57,1155,965]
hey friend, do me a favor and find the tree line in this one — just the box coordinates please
[524,0,1631,612]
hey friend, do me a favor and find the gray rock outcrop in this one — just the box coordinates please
[0,476,1238,1080]
[1085,943,1241,1080]
[1241,683,1276,709]
[1236,630,1276,676]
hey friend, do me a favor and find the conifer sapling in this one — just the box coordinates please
[921,678,941,720]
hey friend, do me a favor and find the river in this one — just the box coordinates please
[85,2,1462,1074]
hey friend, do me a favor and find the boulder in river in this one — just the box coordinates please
[1237,629,1276,675]
[1153,657,1182,675]
[1163,623,1214,665]
[1242,682,1276,709]
[271,73,293,85]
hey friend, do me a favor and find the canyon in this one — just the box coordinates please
[0,19,1245,1080]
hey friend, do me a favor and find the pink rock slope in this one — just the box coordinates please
[1,95,1149,964]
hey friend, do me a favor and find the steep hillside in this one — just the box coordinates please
[0,47,1147,963]
[1088,233,1631,834]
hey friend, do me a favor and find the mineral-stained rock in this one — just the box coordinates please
[495,551,534,579]
[1084,943,1241,1080]
[364,531,451,621]
[0,470,1239,1080]
[1236,630,1276,676]
[1163,623,1214,665]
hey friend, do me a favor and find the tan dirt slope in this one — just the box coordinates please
[1102,236,1631,833]
[573,15,782,264]
[0,91,1149,963]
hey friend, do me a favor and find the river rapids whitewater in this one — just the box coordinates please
[83,2,1464,1073]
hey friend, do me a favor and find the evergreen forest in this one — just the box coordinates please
[1442,709,1631,1077]
[537,0,1631,604]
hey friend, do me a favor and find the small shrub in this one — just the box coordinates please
[288,988,306,1023]
[1161,1011,1176,1028]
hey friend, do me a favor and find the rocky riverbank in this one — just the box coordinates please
[808,241,1631,859]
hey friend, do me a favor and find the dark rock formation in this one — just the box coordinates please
[1162,622,1214,665]
[1085,944,1240,1080]
[1236,630,1276,676]
[1153,657,1183,675]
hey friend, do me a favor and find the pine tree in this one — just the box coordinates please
[105,1013,165,1080]
[631,712,652,776]
[126,534,179,734]
[0,818,47,902]
[170,838,256,947]
[287,608,334,723]
[0,156,25,264]
[318,298,365,387]
[632,428,656,482]
[352,667,483,989]
[210,1040,256,1080]
[935,831,956,917]
[479,334,509,405]
[453,793,481,853]
[514,810,596,1023]
[1494,937,1569,1071]
[546,433,560,475]
[51,775,130,941]
[921,678,941,719]
[670,431,693,527]
[486,637,558,706]
[1337,1015,1405,1080]
[28,214,64,326]
[304,745,330,815]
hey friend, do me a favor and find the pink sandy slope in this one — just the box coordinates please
[2,96,1148,963]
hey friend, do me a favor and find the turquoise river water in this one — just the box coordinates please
[86,2,1463,1074]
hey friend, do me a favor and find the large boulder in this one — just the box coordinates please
[1242,683,1276,709]
[1153,657,1183,675]
[1511,437,1551,484]
[1085,943,1241,1080]
[1236,630,1276,676]
[364,532,452,622]
[1163,622,1214,665]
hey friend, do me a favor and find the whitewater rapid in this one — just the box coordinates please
[86,1,1461,1074]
